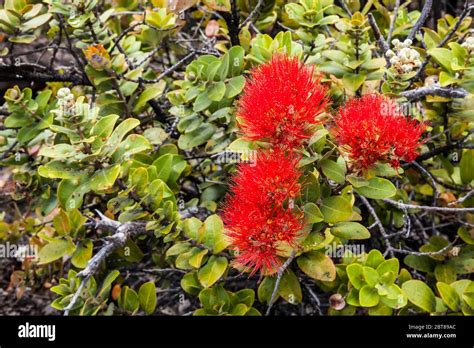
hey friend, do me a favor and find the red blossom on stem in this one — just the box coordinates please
[237,55,328,149]
[333,94,426,172]
[222,150,304,275]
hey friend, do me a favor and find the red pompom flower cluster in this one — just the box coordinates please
[237,55,328,149]
[222,55,328,275]
[333,94,426,172]
[222,150,303,275]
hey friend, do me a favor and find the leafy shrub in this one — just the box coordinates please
[0,0,473,316]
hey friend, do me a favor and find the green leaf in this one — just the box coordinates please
[258,276,277,305]
[434,264,457,284]
[436,282,460,312]
[38,239,75,264]
[180,272,202,295]
[331,222,370,240]
[460,150,474,184]
[347,263,365,289]
[138,282,157,315]
[365,249,385,269]
[355,177,397,199]
[53,210,71,236]
[9,34,36,43]
[368,303,393,316]
[198,285,231,313]
[402,280,436,313]
[183,218,203,241]
[230,303,249,316]
[116,239,144,263]
[98,270,120,298]
[198,256,228,288]
[303,203,324,223]
[152,154,185,186]
[199,215,229,253]
[376,258,399,276]
[188,249,208,268]
[57,179,89,211]
[22,13,52,31]
[234,289,255,307]
[278,270,302,304]
[297,251,336,281]
[224,76,246,98]
[216,52,229,80]
[458,226,474,245]
[380,284,407,309]
[133,81,166,112]
[316,15,339,26]
[302,171,320,203]
[39,144,78,159]
[178,123,215,150]
[362,267,380,287]
[154,154,173,182]
[427,48,455,72]
[228,46,244,76]
[320,159,346,184]
[205,60,221,81]
[359,285,380,307]
[88,165,120,192]
[119,286,140,313]
[5,0,26,12]
[342,74,366,94]
[320,196,353,224]
[208,81,226,101]
[38,161,86,180]
[166,242,191,257]
[404,254,436,273]
[112,134,151,162]
[193,91,213,112]
[175,246,200,270]
[71,240,92,269]
[346,288,360,307]
[105,118,140,154]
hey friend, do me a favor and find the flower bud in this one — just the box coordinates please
[386,50,395,58]
[57,87,71,99]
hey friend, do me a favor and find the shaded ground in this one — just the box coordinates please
[0,259,59,315]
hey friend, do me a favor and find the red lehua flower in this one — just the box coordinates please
[221,150,304,275]
[333,94,426,172]
[237,55,328,149]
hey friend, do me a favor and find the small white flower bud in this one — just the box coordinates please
[57,87,71,99]
[386,50,395,58]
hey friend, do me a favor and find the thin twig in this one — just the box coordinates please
[411,161,439,203]
[400,86,469,100]
[123,51,196,84]
[265,251,296,316]
[411,2,473,83]
[358,195,394,257]
[368,13,391,65]
[390,237,459,256]
[407,0,433,41]
[303,283,323,316]
[336,0,352,17]
[449,190,474,205]
[239,0,263,29]
[64,213,147,315]
[387,0,401,45]
[438,1,474,48]
[383,198,474,213]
